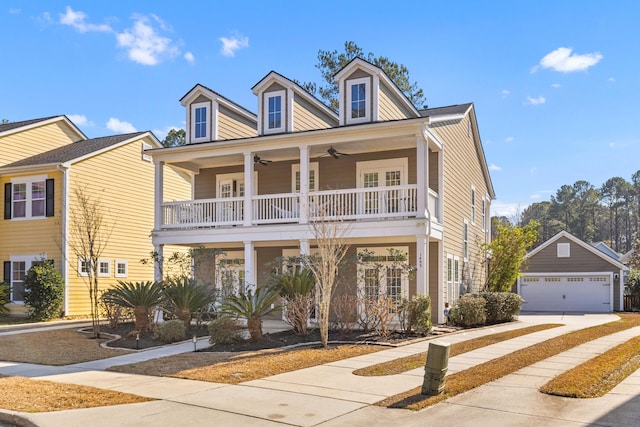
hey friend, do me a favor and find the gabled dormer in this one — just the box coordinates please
[252,71,338,136]
[334,58,420,126]
[180,84,257,144]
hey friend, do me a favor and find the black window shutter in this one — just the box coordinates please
[4,183,11,220]
[45,179,54,217]
[3,261,10,284]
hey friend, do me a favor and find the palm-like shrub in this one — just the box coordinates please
[271,267,316,335]
[220,286,279,340]
[164,276,214,328]
[103,281,164,332]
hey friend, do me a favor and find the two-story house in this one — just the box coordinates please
[149,58,495,323]
[0,116,191,316]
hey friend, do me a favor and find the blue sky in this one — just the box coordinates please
[2,1,639,217]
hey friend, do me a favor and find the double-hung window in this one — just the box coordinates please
[264,90,285,134]
[190,102,209,142]
[346,77,370,124]
[4,175,53,220]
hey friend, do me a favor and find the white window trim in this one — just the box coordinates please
[10,174,48,220]
[98,258,111,277]
[446,253,453,304]
[78,258,90,277]
[470,186,476,225]
[190,101,210,142]
[9,254,42,303]
[463,220,469,261]
[557,243,571,258]
[346,77,370,124]
[356,158,408,188]
[115,259,128,278]
[291,162,319,192]
[356,246,410,307]
[453,255,461,303]
[141,142,152,162]
[263,90,286,134]
[481,196,486,232]
[216,172,258,198]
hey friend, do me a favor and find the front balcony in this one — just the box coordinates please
[161,185,440,230]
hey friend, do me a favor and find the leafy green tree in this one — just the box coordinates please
[480,219,539,292]
[300,41,426,111]
[625,270,640,297]
[23,261,64,321]
[0,282,10,316]
[162,128,186,147]
[520,201,563,246]
[601,177,633,251]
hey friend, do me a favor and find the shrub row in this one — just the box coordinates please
[449,292,523,327]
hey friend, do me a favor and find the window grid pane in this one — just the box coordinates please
[268,96,282,129]
[32,181,45,217]
[195,107,207,138]
[12,183,26,218]
[351,83,366,118]
[364,268,379,299]
[12,261,26,301]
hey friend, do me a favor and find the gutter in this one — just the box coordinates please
[56,163,69,315]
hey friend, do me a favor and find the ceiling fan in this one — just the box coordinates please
[253,154,272,166]
[327,146,350,159]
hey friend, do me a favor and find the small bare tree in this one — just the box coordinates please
[67,187,113,338]
[303,205,351,348]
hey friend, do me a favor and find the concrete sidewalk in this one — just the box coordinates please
[1,314,639,426]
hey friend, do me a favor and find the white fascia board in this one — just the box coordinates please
[0,116,87,141]
[181,85,256,122]
[429,113,466,123]
[0,164,58,175]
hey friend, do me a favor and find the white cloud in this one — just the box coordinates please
[59,6,112,33]
[532,47,603,73]
[67,114,92,126]
[219,35,249,57]
[526,96,546,105]
[501,89,510,97]
[505,136,515,143]
[106,118,136,133]
[184,51,195,64]
[530,194,541,200]
[489,163,502,171]
[491,200,525,218]
[551,83,561,88]
[608,77,616,83]
[116,15,179,66]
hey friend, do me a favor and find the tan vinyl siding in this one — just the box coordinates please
[429,149,439,192]
[0,121,81,165]
[292,95,335,131]
[378,82,412,121]
[217,106,257,140]
[65,137,190,315]
[436,115,490,292]
[194,165,243,199]
[526,237,621,273]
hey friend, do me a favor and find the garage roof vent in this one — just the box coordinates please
[557,242,570,258]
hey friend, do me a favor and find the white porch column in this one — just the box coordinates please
[416,135,428,219]
[154,161,164,231]
[300,239,310,259]
[299,146,310,224]
[243,152,253,227]
[244,241,255,292]
[437,241,444,325]
[416,237,428,296]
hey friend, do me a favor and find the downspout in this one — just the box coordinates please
[57,163,69,316]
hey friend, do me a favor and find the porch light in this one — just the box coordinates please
[136,333,140,350]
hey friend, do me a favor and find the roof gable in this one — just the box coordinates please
[0,115,87,140]
[525,230,628,271]
[180,84,257,122]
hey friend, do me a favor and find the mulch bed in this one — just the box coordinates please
[204,328,427,352]
[102,322,209,349]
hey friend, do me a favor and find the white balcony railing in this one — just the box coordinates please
[160,185,439,229]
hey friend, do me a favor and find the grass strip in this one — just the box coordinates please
[0,376,152,412]
[377,313,640,410]
[354,324,562,376]
[110,345,382,384]
[540,334,640,398]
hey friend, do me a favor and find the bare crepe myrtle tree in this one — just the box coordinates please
[67,187,114,338]
[302,206,351,348]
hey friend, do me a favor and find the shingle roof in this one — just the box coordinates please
[2,132,146,168]
[419,103,472,117]
[180,84,257,118]
[0,116,61,134]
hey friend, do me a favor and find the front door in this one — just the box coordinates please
[357,159,407,216]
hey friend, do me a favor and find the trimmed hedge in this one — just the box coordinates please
[153,319,186,343]
[23,262,64,321]
[208,317,242,345]
[449,292,522,327]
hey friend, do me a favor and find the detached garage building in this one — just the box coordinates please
[518,231,628,312]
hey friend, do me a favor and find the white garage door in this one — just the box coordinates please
[520,274,611,312]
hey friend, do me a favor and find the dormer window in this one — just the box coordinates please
[190,102,210,142]
[346,77,370,124]
[264,90,285,134]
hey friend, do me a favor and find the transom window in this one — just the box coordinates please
[346,77,370,124]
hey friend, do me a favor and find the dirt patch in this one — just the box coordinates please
[0,329,130,365]
[109,344,382,384]
[0,375,152,412]
[103,322,209,350]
